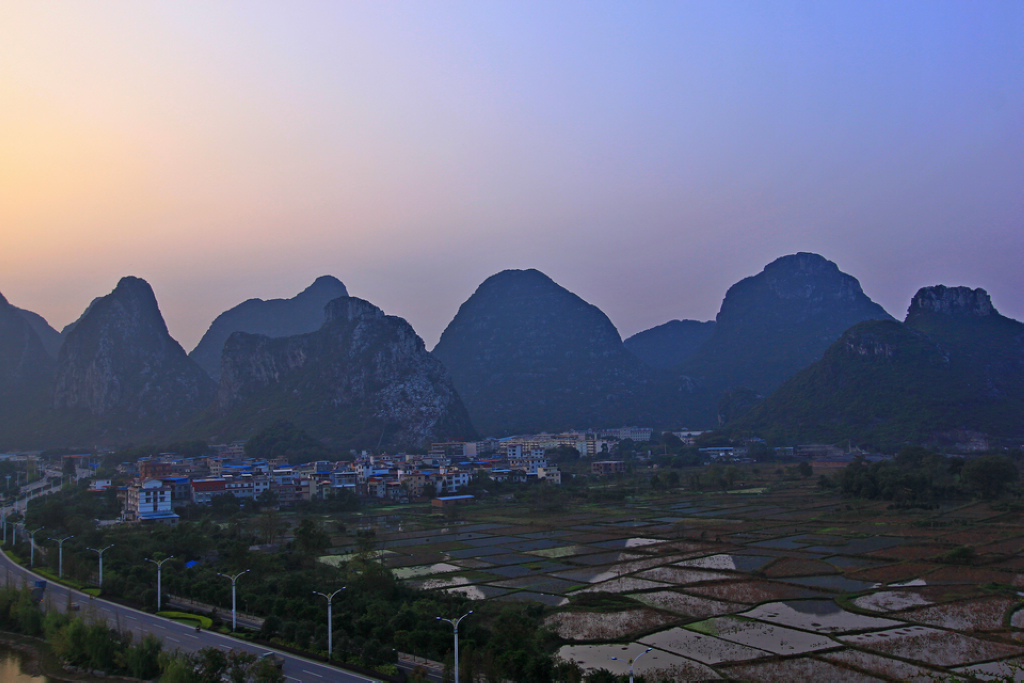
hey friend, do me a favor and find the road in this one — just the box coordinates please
[0,549,380,682]
[0,466,380,683]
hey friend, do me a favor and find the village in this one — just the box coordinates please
[110,427,682,523]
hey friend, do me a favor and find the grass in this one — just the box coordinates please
[31,567,88,591]
[685,618,718,636]
[157,611,214,628]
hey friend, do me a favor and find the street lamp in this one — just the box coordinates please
[48,535,74,579]
[611,647,654,683]
[87,544,113,588]
[313,587,346,659]
[217,569,249,631]
[144,556,174,612]
[437,611,472,683]
[27,527,43,567]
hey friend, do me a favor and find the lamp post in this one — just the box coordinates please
[87,544,113,587]
[218,569,249,631]
[437,611,472,683]
[611,647,653,683]
[1,508,6,545]
[27,527,43,567]
[48,535,74,579]
[313,587,346,659]
[144,556,174,612]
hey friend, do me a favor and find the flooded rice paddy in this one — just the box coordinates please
[323,481,1024,680]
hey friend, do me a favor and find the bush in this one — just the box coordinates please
[940,545,977,565]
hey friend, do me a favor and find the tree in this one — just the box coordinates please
[245,420,333,464]
[724,466,738,489]
[293,519,330,556]
[226,650,258,683]
[258,508,284,545]
[962,455,1018,499]
[119,633,162,679]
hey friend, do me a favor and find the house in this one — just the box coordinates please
[431,494,474,510]
[124,479,179,524]
[191,478,227,504]
[536,467,562,485]
[591,461,626,476]
[161,477,192,504]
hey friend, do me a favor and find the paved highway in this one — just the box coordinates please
[0,549,380,682]
[0,467,380,683]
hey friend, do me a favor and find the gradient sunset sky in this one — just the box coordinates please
[2,2,1022,350]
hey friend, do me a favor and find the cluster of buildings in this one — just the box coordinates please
[118,435,590,524]
[110,426,687,524]
[428,427,668,459]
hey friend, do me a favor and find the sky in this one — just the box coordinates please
[1,2,1022,351]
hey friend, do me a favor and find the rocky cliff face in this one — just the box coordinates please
[214,296,475,450]
[432,269,705,436]
[907,285,994,320]
[13,307,62,359]
[682,252,894,394]
[53,277,216,436]
[625,319,715,369]
[190,275,348,380]
[731,286,1024,446]
[0,293,55,444]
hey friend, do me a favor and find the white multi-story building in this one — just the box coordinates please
[124,479,178,523]
[224,474,255,500]
[439,469,470,493]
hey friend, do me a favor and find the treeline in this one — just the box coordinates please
[0,584,162,678]
[21,484,563,681]
[832,447,1020,504]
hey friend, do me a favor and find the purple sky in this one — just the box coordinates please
[1,2,1021,350]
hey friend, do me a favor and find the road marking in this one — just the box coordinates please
[302,671,323,678]
[166,636,180,644]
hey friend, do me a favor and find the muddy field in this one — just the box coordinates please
[321,467,1024,680]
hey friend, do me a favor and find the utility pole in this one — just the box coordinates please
[27,527,44,568]
[87,544,113,587]
[48,535,74,579]
[437,611,473,683]
[218,569,250,631]
[144,556,174,612]
[313,588,346,659]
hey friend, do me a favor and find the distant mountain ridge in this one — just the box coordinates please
[0,292,55,445]
[208,296,476,450]
[190,276,348,380]
[730,285,1024,446]
[52,277,217,443]
[681,253,894,394]
[625,319,715,370]
[432,269,706,436]
[13,307,61,359]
